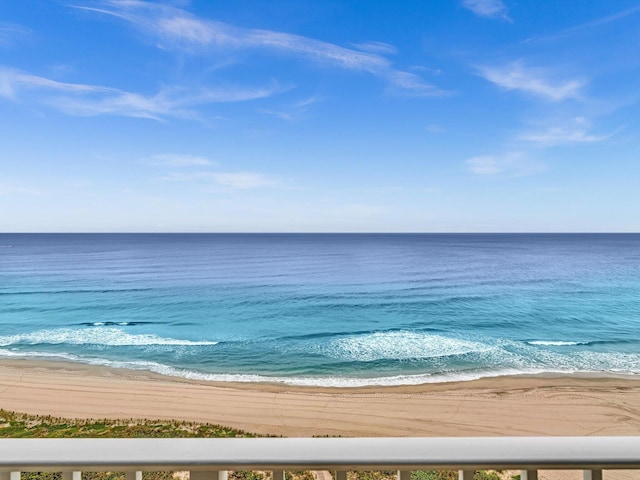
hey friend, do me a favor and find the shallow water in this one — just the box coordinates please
[1,233,639,386]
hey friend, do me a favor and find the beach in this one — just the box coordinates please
[2,358,640,437]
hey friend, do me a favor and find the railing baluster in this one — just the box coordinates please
[521,470,538,480]
[459,470,474,480]
[273,470,286,480]
[584,470,603,480]
[61,471,82,480]
[336,470,347,480]
[0,471,16,480]
[125,471,142,480]
[398,470,412,480]
[218,471,228,480]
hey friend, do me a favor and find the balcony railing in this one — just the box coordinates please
[1,437,639,480]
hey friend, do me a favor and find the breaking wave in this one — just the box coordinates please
[321,331,493,361]
[0,327,218,347]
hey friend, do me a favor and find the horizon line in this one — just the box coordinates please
[1,232,639,235]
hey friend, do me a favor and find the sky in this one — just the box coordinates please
[1,0,639,232]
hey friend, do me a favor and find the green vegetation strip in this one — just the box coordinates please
[0,409,505,480]
[0,409,255,438]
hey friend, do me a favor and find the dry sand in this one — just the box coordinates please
[2,358,640,437]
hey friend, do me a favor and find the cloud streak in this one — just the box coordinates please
[144,154,214,167]
[0,23,31,47]
[518,117,612,146]
[466,152,546,177]
[74,0,446,97]
[161,171,281,189]
[520,127,608,146]
[352,41,398,56]
[462,0,510,21]
[478,61,585,101]
[527,5,640,43]
[0,66,282,119]
[259,95,322,122]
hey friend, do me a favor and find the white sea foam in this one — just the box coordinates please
[1,348,639,387]
[86,322,138,326]
[0,349,83,361]
[573,351,640,372]
[527,340,586,346]
[323,331,492,361]
[0,327,218,347]
[0,348,564,385]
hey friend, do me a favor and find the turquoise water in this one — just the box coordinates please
[1,233,639,386]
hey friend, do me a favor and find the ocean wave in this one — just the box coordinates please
[572,351,640,372]
[0,288,152,296]
[527,340,588,346]
[0,349,84,361]
[0,327,218,347]
[2,349,638,387]
[321,331,493,361]
[78,321,162,327]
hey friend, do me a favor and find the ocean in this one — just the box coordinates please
[1,233,639,387]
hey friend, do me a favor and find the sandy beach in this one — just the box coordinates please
[1,358,640,437]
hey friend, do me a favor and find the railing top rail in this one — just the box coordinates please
[1,437,640,471]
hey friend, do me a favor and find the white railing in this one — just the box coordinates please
[1,438,639,480]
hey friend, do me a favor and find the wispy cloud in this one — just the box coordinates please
[352,41,398,56]
[73,0,446,97]
[211,172,279,189]
[574,4,640,29]
[0,66,282,119]
[0,67,109,98]
[0,23,31,47]
[519,118,610,146]
[77,1,385,69]
[143,154,214,167]
[259,95,322,122]
[478,61,585,101]
[161,171,281,189]
[466,152,546,176]
[462,0,510,21]
[386,71,447,97]
[527,5,640,43]
[259,109,294,121]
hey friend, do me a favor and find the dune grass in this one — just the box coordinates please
[0,409,255,438]
[0,409,503,480]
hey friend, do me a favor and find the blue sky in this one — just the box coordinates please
[1,0,639,232]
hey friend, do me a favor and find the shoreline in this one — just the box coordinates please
[2,358,640,437]
[3,350,638,389]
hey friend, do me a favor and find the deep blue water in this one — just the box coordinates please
[1,233,639,386]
